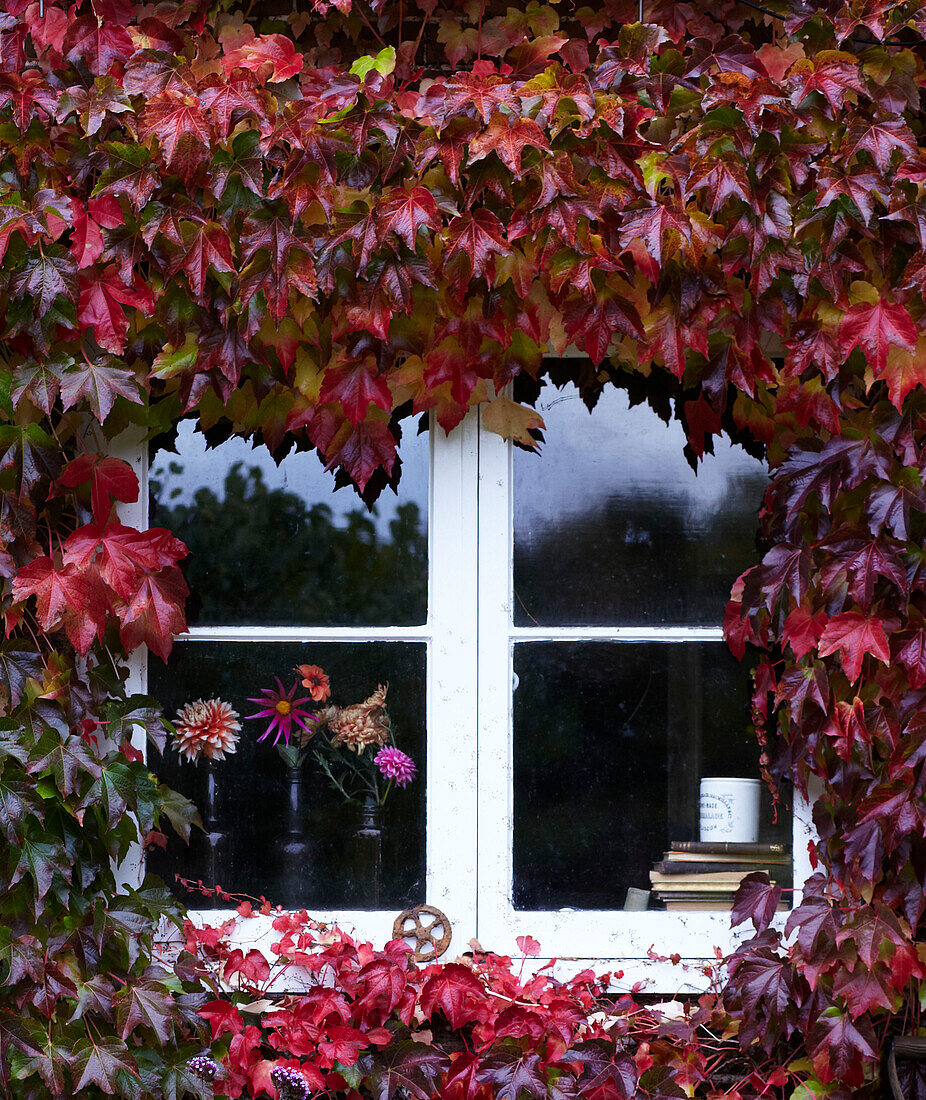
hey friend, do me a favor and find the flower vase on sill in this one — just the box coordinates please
[311,681,416,909]
[246,665,417,910]
[171,699,241,907]
[351,794,384,908]
[274,745,322,907]
[246,678,324,907]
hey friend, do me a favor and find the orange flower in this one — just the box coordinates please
[295,664,331,702]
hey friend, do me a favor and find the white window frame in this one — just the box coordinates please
[122,407,813,988]
[476,421,814,989]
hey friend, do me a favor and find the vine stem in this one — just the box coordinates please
[354,1,389,50]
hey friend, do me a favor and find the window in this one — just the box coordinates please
[139,369,812,985]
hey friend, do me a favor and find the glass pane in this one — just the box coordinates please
[512,642,791,910]
[513,386,766,626]
[148,642,426,910]
[149,422,428,626]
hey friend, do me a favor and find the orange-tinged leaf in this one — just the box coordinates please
[877,339,926,410]
[481,396,545,448]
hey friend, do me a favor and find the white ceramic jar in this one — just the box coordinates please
[699,777,762,843]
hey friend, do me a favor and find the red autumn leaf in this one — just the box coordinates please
[419,963,486,1029]
[876,343,926,410]
[377,186,442,252]
[77,266,154,354]
[786,886,839,955]
[58,454,139,524]
[223,947,272,986]
[222,33,303,82]
[810,1011,877,1088]
[683,396,722,458]
[199,998,244,1039]
[445,210,510,293]
[833,963,897,1019]
[820,529,908,607]
[318,359,393,425]
[164,221,236,300]
[895,628,926,688]
[839,298,916,374]
[324,416,398,492]
[817,610,891,682]
[441,73,520,123]
[775,662,830,719]
[782,606,828,659]
[63,523,188,599]
[353,958,408,1027]
[444,1053,484,1100]
[563,291,644,362]
[10,252,78,316]
[834,904,907,968]
[198,73,266,139]
[318,1024,369,1067]
[63,16,133,75]
[845,117,918,172]
[685,35,769,78]
[11,556,108,654]
[115,567,189,661]
[138,92,214,182]
[731,872,783,933]
[788,51,865,114]
[0,70,58,131]
[69,201,104,269]
[468,114,551,178]
[59,358,143,425]
[618,202,692,266]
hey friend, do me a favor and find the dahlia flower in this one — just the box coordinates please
[374,746,417,787]
[327,685,391,753]
[173,699,240,763]
[295,663,331,702]
[246,678,317,747]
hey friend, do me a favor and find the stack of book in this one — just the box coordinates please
[649,841,791,911]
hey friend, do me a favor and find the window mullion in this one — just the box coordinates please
[426,412,480,941]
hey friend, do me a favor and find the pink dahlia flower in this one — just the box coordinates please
[246,678,317,747]
[374,746,417,787]
[173,699,240,763]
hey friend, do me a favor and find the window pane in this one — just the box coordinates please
[512,642,790,910]
[513,386,766,626]
[148,642,426,910]
[150,422,428,626]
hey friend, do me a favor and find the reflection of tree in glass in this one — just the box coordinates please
[514,462,767,627]
[150,463,427,625]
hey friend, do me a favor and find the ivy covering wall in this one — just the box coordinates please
[2,0,926,1095]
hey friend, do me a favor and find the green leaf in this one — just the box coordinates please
[9,831,71,901]
[27,723,102,797]
[158,783,201,843]
[350,46,396,81]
